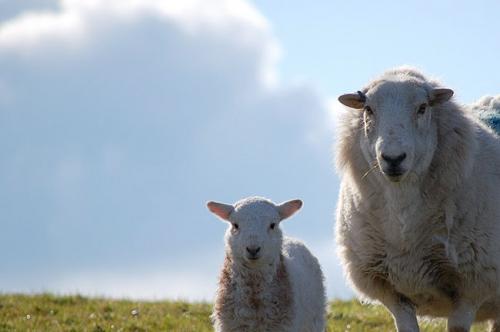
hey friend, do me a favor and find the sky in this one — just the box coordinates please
[0,0,499,301]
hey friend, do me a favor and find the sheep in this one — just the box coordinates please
[207,196,326,332]
[335,67,500,332]
[469,95,500,135]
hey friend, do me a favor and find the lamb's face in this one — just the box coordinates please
[339,77,453,183]
[207,197,302,267]
[225,202,283,265]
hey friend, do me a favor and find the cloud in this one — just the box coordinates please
[0,0,59,23]
[4,251,223,301]
[0,0,342,300]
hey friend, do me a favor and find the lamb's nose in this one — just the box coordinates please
[246,247,261,256]
[382,153,407,167]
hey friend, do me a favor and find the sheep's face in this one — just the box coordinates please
[362,81,437,182]
[339,79,453,183]
[225,202,283,265]
[207,197,302,267]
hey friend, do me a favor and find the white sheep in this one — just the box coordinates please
[469,95,500,135]
[207,196,326,332]
[335,67,500,332]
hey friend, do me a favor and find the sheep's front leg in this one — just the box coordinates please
[490,320,500,332]
[447,301,477,332]
[384,295,419,332]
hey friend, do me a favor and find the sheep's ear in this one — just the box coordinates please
[338,91,366,109]
[207,201,234,221]
[277,199,303,221]
[430,88,454,105]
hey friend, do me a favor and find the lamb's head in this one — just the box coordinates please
[339,68,453,183]
[207,197,302,266]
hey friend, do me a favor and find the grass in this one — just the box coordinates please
[0,294,490,331]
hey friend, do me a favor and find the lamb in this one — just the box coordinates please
[207,196,326,332]
[335,67,500,332]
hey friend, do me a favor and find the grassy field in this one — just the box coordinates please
[0,294,490,331]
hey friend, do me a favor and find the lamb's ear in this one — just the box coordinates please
[338,91,366,109]
[277,199,303,221]
[207,201,234,221]
[430,88,454,105]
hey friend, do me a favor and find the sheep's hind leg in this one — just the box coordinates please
[447,301,477,332]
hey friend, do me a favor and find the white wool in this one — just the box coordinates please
[335,67,500,332]
[209,196,326,332]
[469,95,500,135]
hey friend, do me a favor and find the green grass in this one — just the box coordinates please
[0,294,490,331]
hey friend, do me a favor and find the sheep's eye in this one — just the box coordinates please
[232,223,239,230]
[364,106,373,115]
[417,103,427,115]
[269,223,276,230]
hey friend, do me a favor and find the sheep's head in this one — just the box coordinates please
[339,69,453,183]
[207,197,302,267]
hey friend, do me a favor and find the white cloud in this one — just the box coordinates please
[0,0,59,23]
[0,0,343,300]
[0,9,84,51]
[1,267,219,301]
[0,0,280,86]
[44,269,220,301]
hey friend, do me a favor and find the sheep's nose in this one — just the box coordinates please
[381,153,406,167]
[246,246,261,257]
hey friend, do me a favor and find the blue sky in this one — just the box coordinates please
[0,0,498,301]
[254,0,500,102]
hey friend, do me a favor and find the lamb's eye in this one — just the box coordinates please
[269,223,276,230]
[364,106,373,115]
[232,223,239,230]
[417,103,427,115]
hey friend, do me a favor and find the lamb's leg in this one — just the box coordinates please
[447,301,477,332]
[383,295,419,332]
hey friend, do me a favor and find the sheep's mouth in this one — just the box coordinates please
[246,255,260,261]
[381,168,406,182]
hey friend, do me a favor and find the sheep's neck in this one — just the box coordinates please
[379,182,429,248]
